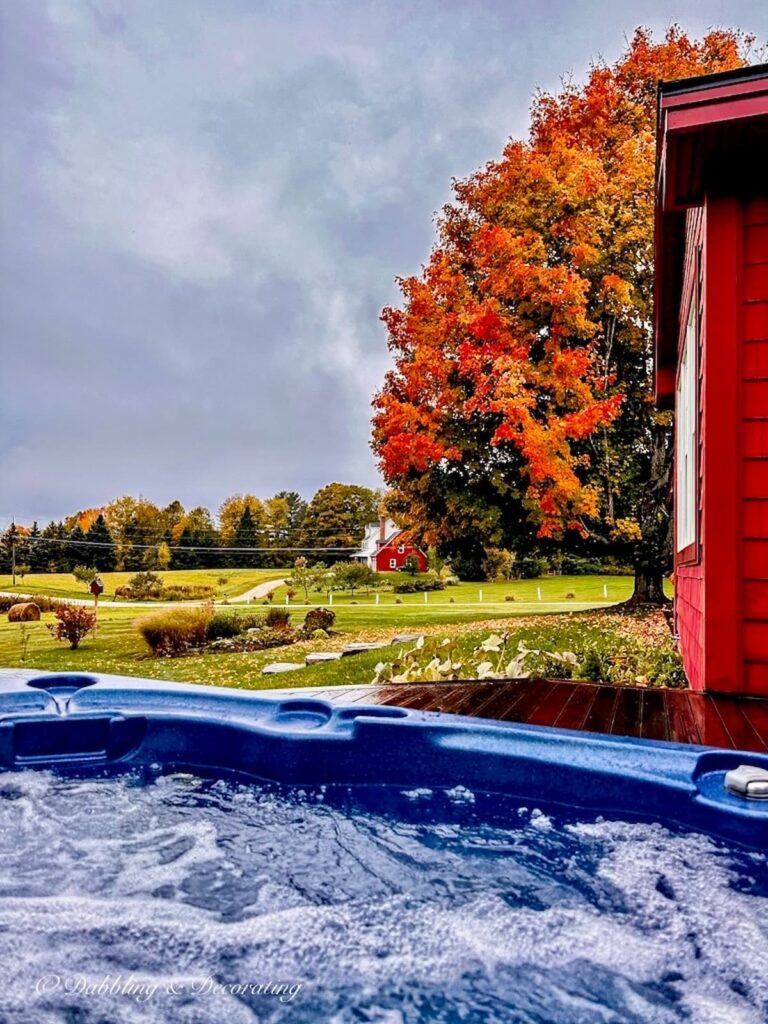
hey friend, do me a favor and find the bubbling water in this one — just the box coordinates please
[0,769,765,1024]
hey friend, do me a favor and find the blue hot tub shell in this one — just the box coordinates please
[0,669,766,849]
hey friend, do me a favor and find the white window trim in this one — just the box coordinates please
[676,300,697,553]
[389,558,397,569]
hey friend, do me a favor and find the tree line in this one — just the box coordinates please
[0,484,381,574]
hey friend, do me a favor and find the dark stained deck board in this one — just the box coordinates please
[525,682,578,727]
[641,688,671,742]
[611,686,643,739]
[710,697,768,752]
[266,679,768,752]
[665,690,703,745]
[552,683,599,731]
[583,686,620,735]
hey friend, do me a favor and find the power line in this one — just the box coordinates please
[16,536,359,553]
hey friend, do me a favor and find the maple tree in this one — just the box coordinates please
[372,26,752,601]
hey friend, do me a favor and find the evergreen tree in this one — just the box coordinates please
[275,491,308,545]
[171,526,199,569]
[230,506,260,568]
[86,514,117,572]
[40,521,68,572]
[66,525,88,572]
[28,521,46,573]
[171,507,219,569]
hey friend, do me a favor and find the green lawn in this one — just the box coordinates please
[0,568,284,602]
[0,592,680,690]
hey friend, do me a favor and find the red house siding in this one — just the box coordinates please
[741,196,768,694]
[656,64,768,694]
[374,540,427,574]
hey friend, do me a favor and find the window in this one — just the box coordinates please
[676,299,698,553]
[389,558,397,569]
[397,545,405,554]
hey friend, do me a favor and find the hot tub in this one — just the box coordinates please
[0,670,766,1023]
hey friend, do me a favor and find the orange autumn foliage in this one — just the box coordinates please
[372,26,751,540]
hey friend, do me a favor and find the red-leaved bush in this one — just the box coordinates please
[47,605,98,650]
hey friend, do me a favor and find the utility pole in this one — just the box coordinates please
[10,521,16,587]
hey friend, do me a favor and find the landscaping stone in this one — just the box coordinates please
[391,633,424,645]
[341,642,390,657]
[305,651,343,665]
[262,662,305,675]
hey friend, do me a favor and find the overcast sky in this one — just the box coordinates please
[1,0,765,526]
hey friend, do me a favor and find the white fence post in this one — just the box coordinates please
[328,592,333,606]
[537,587,542,601]
[603,583,608,599]
[376,593,380,606]
[424,591,428,604]
[478,589,483,602]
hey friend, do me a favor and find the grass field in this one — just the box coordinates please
[0,573,657,690]
[276,574,638,614]
[0,568,283,601]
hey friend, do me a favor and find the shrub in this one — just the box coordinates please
[448,552,484,581]
[515,556,549,579]
[303,607,336,633]
[393,573,445,594]
[565,591,576,599]
[126,571,164,599]
[8,602,41,622]
[47,605,98,650]
[161,585,215,601]
[209,627,298,653]
[136,606,213,655]
[206,611,266,640]
[394,598,402,604]
[482,548,515,582]
[505,594,516,602]
[72,565,99,586]
[264,607,291,630]
[401,554,420,576]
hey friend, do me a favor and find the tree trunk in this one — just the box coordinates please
[626,418,674,607]
[629,567,670,606]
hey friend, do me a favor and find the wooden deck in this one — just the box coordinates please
[266,679,768,753]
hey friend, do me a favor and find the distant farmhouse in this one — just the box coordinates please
[354,517,428,573]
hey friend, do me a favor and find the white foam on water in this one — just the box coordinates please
[0,771,765,1024]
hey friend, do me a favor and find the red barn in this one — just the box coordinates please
[355,517,428,573]
[655,63,768,693]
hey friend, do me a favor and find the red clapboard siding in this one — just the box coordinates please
[745,263,768,300]
[744,499,768,535]
[744,580,768,618]
[743,621,768,660]
[744,422,768,458]
[743,458,768,497]
[743,341,768,377]
[745,302,768,342]
[744,540,768,577]
[744,380,768,418]
[745,661,768,695]
[746,224,768,264]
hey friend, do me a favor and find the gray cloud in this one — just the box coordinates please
[1,0,766,525]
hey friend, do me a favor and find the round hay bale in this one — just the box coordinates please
[8,602,41,623]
